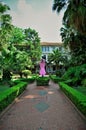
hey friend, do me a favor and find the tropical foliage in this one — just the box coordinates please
[0,2,41,80]
[52,0,86,91]
[48,48,68,68]
[48,48,69,76]
[52,0,86,66]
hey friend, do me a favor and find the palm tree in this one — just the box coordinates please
[48,48,69,76]
[60,23,86,65]
[52,0,86,35]
[52,0,86,65]
[48,48,65,69]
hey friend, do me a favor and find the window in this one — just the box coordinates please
[46,46,49,52]
[42,46,50,52]
[42,46,46,52]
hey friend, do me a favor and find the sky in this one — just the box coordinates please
[2,0,64,42]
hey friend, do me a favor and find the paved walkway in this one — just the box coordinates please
[0,81,86,130]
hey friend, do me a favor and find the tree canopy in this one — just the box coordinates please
[0,1,41,80]
[52,0,86,66]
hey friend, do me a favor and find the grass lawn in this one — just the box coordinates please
[0,82,10,94]
[75,87,86,96]
[0,85,9,93]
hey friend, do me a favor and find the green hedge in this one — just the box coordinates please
[36,77,50,86]
[59,82,86,117]
[50,75,62,83]
[13,77,35,84]
[0,82,27,113]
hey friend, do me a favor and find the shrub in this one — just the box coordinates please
[62,64,86,87]
[59,82,86,117]
[50,75,62,83]
[0,82,27,113]
[22,70,31,78]
[56,68,65,77]
[81,79,86,87]
[36,76,50,86]
[13,77,35,84]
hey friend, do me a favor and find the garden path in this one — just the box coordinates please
[0,80,86,130]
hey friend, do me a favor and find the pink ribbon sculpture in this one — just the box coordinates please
[39,59,46,76]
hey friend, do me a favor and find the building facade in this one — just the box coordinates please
[41,42,63,61]
[40,42,63,74]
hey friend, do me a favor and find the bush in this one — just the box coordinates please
[36,76,50,86]
[0,82,27,113]
[50,75,62,83]
[56,68,65,77]
[59,82,86,117]
[62,64,86,87]
[22,70,31,78]
[81,79,86,87]
[13,77,35,84]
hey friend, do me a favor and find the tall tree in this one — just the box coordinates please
[24,28,42,71]
[10,26,26,44]
[0,2,12,48]
[52,0,86,65]
[48,48,67,69]
[0,2,13,80]
[52,0,86,35]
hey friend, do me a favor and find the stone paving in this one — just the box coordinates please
[0,80,86,130]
